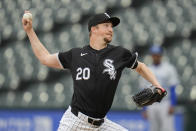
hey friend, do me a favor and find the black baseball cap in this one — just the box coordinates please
[88,13,120,32]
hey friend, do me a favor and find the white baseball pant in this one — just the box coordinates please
[57,106,128,131]
[147,101,174,131]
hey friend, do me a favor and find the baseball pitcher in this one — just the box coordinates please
[22,11,167,130]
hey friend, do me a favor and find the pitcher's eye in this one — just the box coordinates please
[105,23,112,28]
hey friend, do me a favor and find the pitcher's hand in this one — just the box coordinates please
[22,11,33,32]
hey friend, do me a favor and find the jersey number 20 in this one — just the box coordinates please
[76,67,90,80]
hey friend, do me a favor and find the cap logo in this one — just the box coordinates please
[104,13,110,18]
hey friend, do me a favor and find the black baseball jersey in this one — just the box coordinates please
[58,44,138,118]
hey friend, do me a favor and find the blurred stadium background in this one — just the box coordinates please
[0,0,196,130]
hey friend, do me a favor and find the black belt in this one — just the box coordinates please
[71,107,104,126]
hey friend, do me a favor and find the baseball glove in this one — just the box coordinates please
[132,86,167,107]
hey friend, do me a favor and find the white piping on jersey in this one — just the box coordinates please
[131,52,138,69]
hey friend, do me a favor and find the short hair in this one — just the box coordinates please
[89,31,92,37]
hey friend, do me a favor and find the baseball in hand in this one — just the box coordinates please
[23,13,32,20]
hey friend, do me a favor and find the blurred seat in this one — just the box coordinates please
[0,0,136,42]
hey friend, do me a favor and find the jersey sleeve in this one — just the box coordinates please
[122,48,138,69]
[58,49,72,69]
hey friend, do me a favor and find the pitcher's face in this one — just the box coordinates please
[95,22,113,43]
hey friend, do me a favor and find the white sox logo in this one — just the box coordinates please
[103,59,116,80]
[104,13,110,18]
